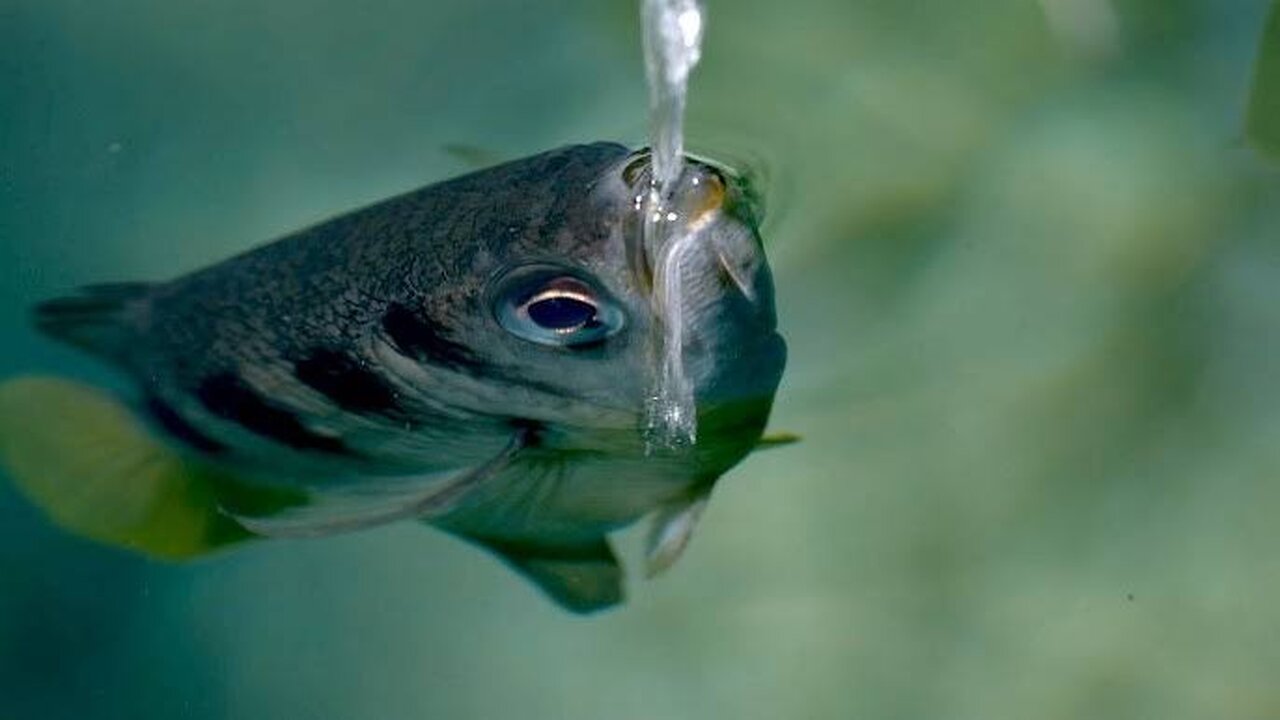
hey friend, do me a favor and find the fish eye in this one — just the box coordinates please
[495,271,625,348]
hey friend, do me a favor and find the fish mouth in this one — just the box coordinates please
[618,149,779,450]
[621,149,759,303]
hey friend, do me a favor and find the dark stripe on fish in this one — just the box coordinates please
[508,417,545,449]
[381,304,578,400]
[293,348,404,417]
[196,373,349,454]
[382,302,482,371]
[144,396,227,454]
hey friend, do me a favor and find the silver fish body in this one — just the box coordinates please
[8,142,786,612]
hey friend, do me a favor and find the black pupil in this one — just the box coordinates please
[526,295,597,331]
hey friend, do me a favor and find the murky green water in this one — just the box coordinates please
[4,1,1280,718]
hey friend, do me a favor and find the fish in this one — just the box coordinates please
[0,142,787,613]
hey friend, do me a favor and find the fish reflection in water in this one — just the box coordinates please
[0,143,787,613]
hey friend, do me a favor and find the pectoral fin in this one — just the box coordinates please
[0,376,252,559]
[468,535,623,615]
[644,491,711,578]
[754,432,800,451]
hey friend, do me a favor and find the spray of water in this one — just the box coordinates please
[639,0,706,451]
[642,0,704,187]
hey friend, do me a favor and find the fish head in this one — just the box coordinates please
[399,144,783,467]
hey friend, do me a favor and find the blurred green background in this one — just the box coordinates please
[3,1,1279,718]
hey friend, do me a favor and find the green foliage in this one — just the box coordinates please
[1249,0,1280,159]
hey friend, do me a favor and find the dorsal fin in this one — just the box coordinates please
[34,282,151,362]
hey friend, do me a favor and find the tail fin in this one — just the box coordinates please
[0,376,252,559]
[34,282,152,362]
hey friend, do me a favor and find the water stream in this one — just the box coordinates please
[639,0,706,450]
